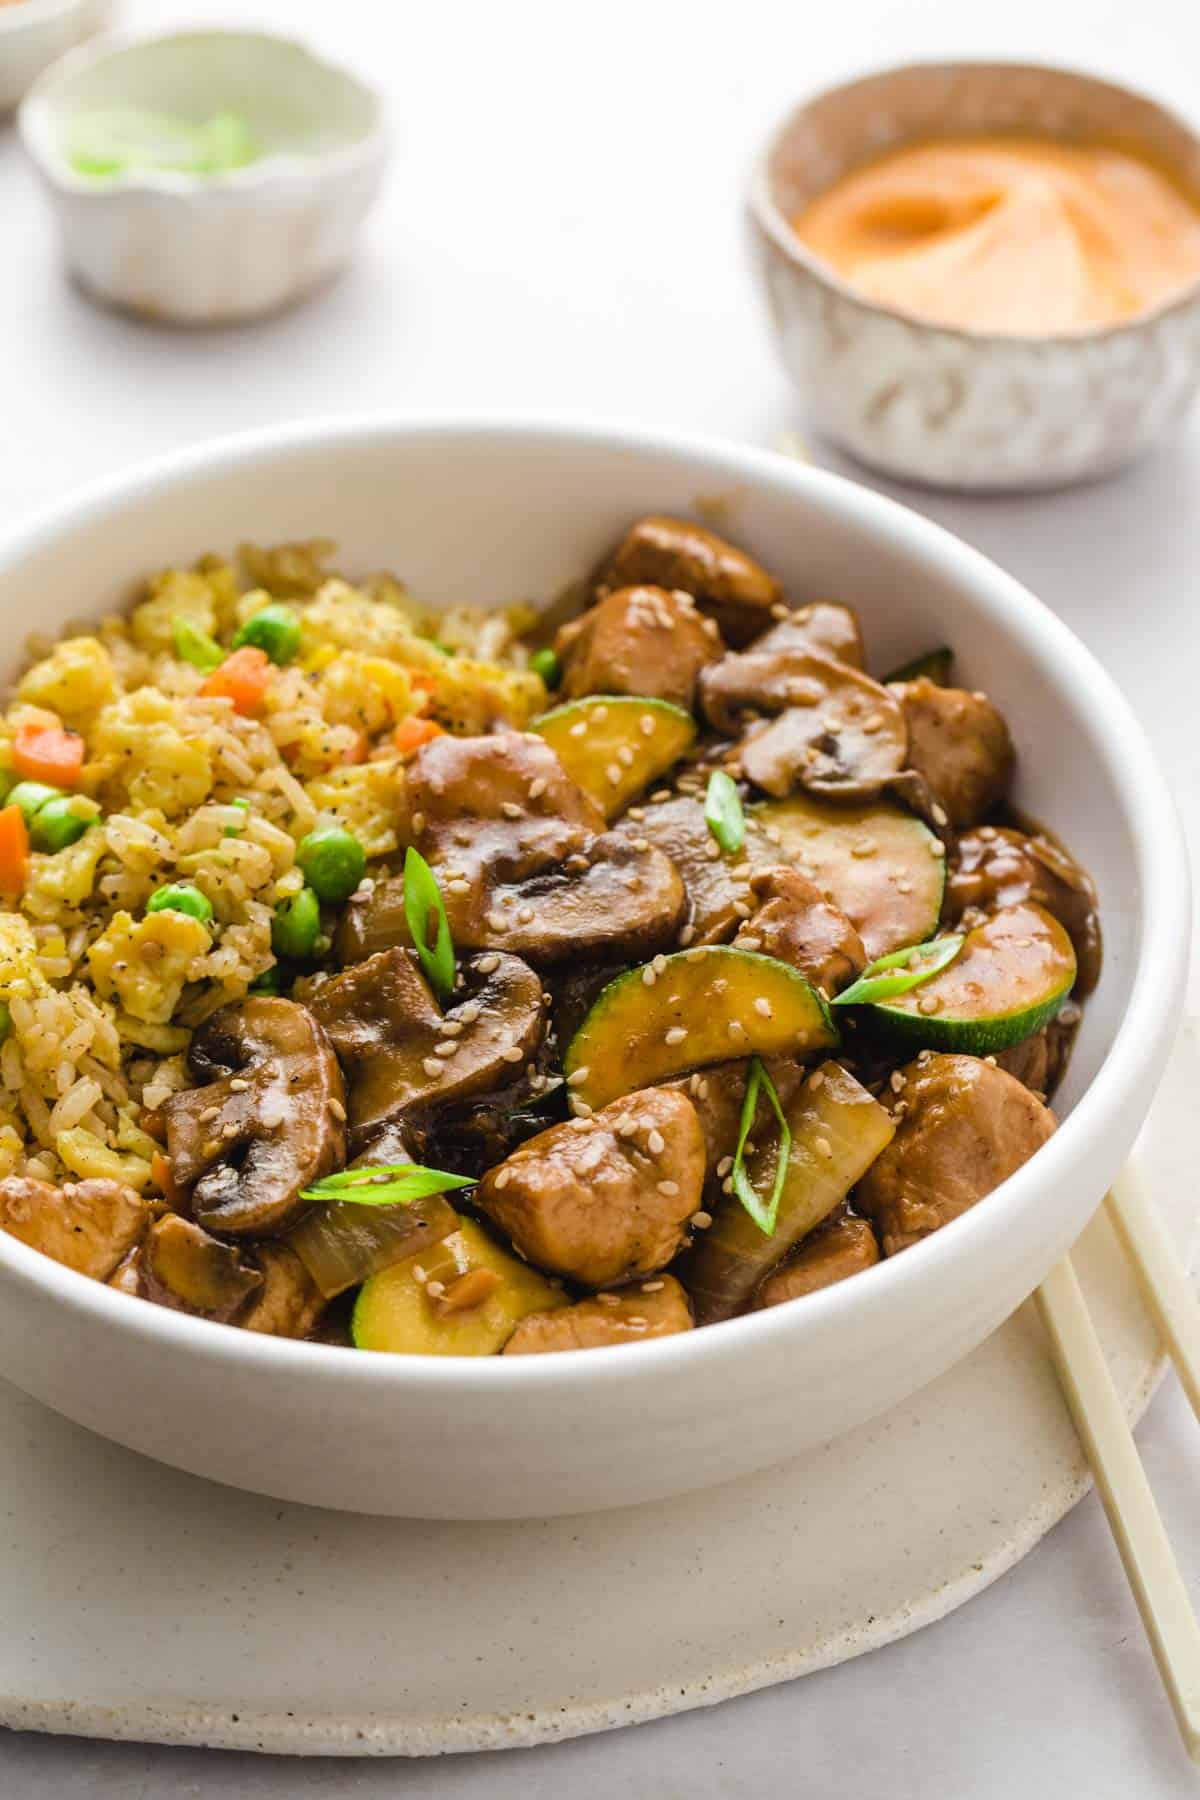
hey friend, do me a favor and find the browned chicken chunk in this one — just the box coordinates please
[556,585,720,709]
[310,947,545,1147]
[0,1175,147,1280]
[947,825,1101,995]
[595,515,782,646]
[753,1214,880,1309]
[855,1053,1056,1256]
[995,1019,1077,1101]
[735,867,867,996]
[503,1274,694,1353]
[163,997,346,1237]
[477,1087,705,1286]
[701,648,906,799]
[889,678,1014,828]
[406,730,603,868]
[240,1244,327,1338]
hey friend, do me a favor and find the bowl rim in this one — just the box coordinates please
[0,413,1187,1396]
[747,56,1200,348]
[0,0,103,35]
[17,24,389,198]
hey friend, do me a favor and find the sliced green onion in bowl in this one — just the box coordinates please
[705,769,745,854]
[300,1163,474,1207]
[171,616,224,671]
[403,846,456,1004]
[730,1056,791,1236]
[833,934,965,1007]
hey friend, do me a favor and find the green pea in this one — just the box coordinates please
[249,965,282,995]
[529,647,561,688]
[297,825,366,904]
[8,781,62,824]
[147,883,214,924]
[234,603,302,666]
[271,886,321,959]
[30,797,91,853]
[171,616,224,671]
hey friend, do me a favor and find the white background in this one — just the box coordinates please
[2,0,1199,1793]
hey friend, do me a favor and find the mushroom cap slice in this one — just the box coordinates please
[408,729,604,860]
[749,602,865,669]
[701,648,907,800]
[309,947,546,1148]
[130,1214,263,1321]
[163,997,346,1238]
[594,515,782,647]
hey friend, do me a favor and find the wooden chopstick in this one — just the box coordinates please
[1106,1166,1200,1424]
[1038,1238,1200,1764]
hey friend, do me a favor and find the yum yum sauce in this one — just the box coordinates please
[792,135,1200,334]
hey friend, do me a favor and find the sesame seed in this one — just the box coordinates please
[851,837,877,858]
[329,1097,346,1121]
[458,999,483,1020]
[705,840,723,861]
[571,1098,594,1118]
[738,934,761,951]
[931,803,949,827]
[597,1292,620,1306]
[647,1129,666,1155]
[632,837,650,852]
[652,954,667,974]
[606,764,622,786]
[485,911,508,931]
[930,840,946,858]
[494,1168,511,1190]
[983,1055,998,1067]
[860,713,884,735]
[592,705,608,721]
[764,826,782,844]
[566,854,590,873]
[446,878,471,895]
[691,1209,713,1229]
[569,721,587,738]
[889,1070,906,1093]
[918,995,940,1014]
[410,812,426,835]
[422,1057,443,1077]
[728,1019,745,1037]
[198,1105,220,1123]
[528,778,547,799]
[721,1177,734,1195]
[650,789,671,802]
[679,923,696,946]
[770,602,789,620]
[435,1042,457,1058]
[565,1067,591,1089]
[733,901,752,919]
[501,1045,525,1063]
[642,967,657,987]
[617,745,635,768]
[696,1079,709,1099]
[425,1280,446,1299]
[639,715,657,736]
[440,1020,464,1036]
[412,1265,427,1283]
[896,880,913,895]
[517,904,535,924]
[569,1114,592,1131]
[641,1279,665,1293]
[814,1136,833,1159]
[808,1069,825,1090]
[717,1155,733,1177]
[228,1078,250,1093]
[665,1026,687,1045]
[658,1179,679,1196]
[753,997,772,1017]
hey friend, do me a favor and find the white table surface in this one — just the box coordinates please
[2,0,1199,1792]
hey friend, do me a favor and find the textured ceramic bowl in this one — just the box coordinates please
[0,0,112,115]
[0,418,1185,1518]
[748,62,1200,491]
[19,28,388,324]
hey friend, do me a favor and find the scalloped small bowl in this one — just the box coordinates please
[748,61,1200,491]
[0,0,113,115]
[18,28,388,324]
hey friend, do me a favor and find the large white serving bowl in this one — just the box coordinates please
[0,419,1185,1518]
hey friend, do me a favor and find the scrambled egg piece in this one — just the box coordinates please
[300,582,440,665]
[306,760,405,857]
[0,914,46,1002]
[427,658,544,733]
[91,689,213,816]
[24,829,106,917]
[16,636,117,727]
[319,653,418,734]
[131,568,218,653]
[87,909,210,1024]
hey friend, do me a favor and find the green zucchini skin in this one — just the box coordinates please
[533,694,696,819]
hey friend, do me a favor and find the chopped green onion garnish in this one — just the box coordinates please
[529,647,561,688]
[704,769,745,854]
[730,1056,791,1236]
[833,934,965,1007]
[172,616,224,671]
[403,846,456,1004]
[300,1163,473,1206]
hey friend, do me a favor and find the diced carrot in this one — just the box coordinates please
[343,729,368,765]
[12,722,85,787]
[149,1150,184,1210]
[409,670,440,693]
[0,804,29,898]
[199,646,272,716]
[394,717,444,756]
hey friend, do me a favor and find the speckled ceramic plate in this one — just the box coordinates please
[0,1023,1194,1758]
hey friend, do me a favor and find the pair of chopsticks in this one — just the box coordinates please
[1038,1165,1200,1763]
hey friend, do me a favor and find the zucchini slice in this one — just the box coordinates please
[884,646,953,686]
[680,1061,895,1323]
[564,946,836,1110]
[534,695,696,819]
[352,1220,566,1356]
[749,793,944,959]
[866,901,1076,1052]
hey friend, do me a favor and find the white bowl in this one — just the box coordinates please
[18,28,388,323]
[748,62,1200,491]
[0,418,1185,1518]
[0,0,112,115]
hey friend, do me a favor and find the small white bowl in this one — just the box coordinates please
[0,418,1185,1518]
[748,62,1200,491]
[19,28,388,324]
[0,0,113,114]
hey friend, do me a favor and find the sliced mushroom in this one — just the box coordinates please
[889,678,1014,828]
[612,794,750,943]
[121,1213,263,1321]
[0,1175,148,1281]
[700,649,907,799]
[594,515,782,646]
[734,866,867,996]
[946,825,1101,996]
[408,729,603,867]
[994,1018,1078,1101]
[477,1087,705,1286]
[162,997,346,1237]
[854,1053,1055,1256]
[748,601,864,669]
[503,1273,694,1353]
[308,947,546,1148]
[753,1213,879,1308]
[555,585,720,708]
[240,1244,327,1339]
